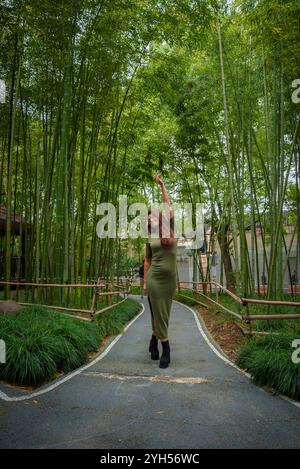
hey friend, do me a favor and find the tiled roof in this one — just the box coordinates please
[0,204,25,223]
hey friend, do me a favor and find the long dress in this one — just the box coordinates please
[145,236,178,340]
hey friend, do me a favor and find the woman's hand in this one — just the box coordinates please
[154,174,164,186]
[154,174,172,212]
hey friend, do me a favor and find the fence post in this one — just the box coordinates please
[90,278,101,319]
[108,281,112,306]
[129,276,132,293]
[90,285,96,319]
[215,283,219,303]
[243,300,252,336]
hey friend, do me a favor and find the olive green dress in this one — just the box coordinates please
[145,237,178,340]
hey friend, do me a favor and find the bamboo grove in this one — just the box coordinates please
[0,0,299,302]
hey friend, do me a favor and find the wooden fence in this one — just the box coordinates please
[2,277,299,333]
[0,279,131,321]
[177,281,300,336]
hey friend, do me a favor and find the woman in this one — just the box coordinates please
[138,259,145,298]
[144,175,178,369]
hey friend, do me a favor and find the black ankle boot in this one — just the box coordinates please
[149,334,159,360]
[159,340,170,368]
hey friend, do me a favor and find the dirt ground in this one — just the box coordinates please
[196,305,247,362]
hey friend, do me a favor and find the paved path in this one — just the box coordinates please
[1,296,300,448]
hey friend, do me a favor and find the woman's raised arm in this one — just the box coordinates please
[154,175,173,218]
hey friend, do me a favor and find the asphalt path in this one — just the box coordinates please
[1,296,300,448]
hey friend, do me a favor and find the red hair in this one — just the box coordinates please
[147,208,174,246]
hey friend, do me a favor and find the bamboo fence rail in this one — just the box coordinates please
[178,280,300,336]
[0,279,131,321]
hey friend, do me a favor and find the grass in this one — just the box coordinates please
[174,290,199,306]
[128,285,143,295]
[237,330,300,400]
[94,298,141,337]
[0,299,141,387]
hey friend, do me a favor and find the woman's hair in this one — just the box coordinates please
[147,208,174,246]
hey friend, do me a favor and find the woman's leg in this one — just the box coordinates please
[148,294,172,368]
[149,295,172,341]
[148,296,159,359]
[140,277,144,297]
[147,296,156,333]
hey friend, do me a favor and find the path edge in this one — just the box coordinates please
[174,299,300,409]
[0,302,145,402]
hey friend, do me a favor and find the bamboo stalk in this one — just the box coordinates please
[242,330,279,336]
[0,281,106,288]
[244,302,252,335]
[241,298,300,307]
[215,282,219,303]
[187,288,242,320]
[217,19,240,294]
[242,314,300,321]
[113,283,127,290]
[176,292,208,309]
[93,297,127,316]
[97,290,130,296]
[90,277,102,316]
[18,302,91,314]
[212,281,243,304]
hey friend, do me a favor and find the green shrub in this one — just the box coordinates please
[237,329,300,400]
[0,306,101,386]
[129,285,142,295]
[94,298,141,336]
[0,299,141,387]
